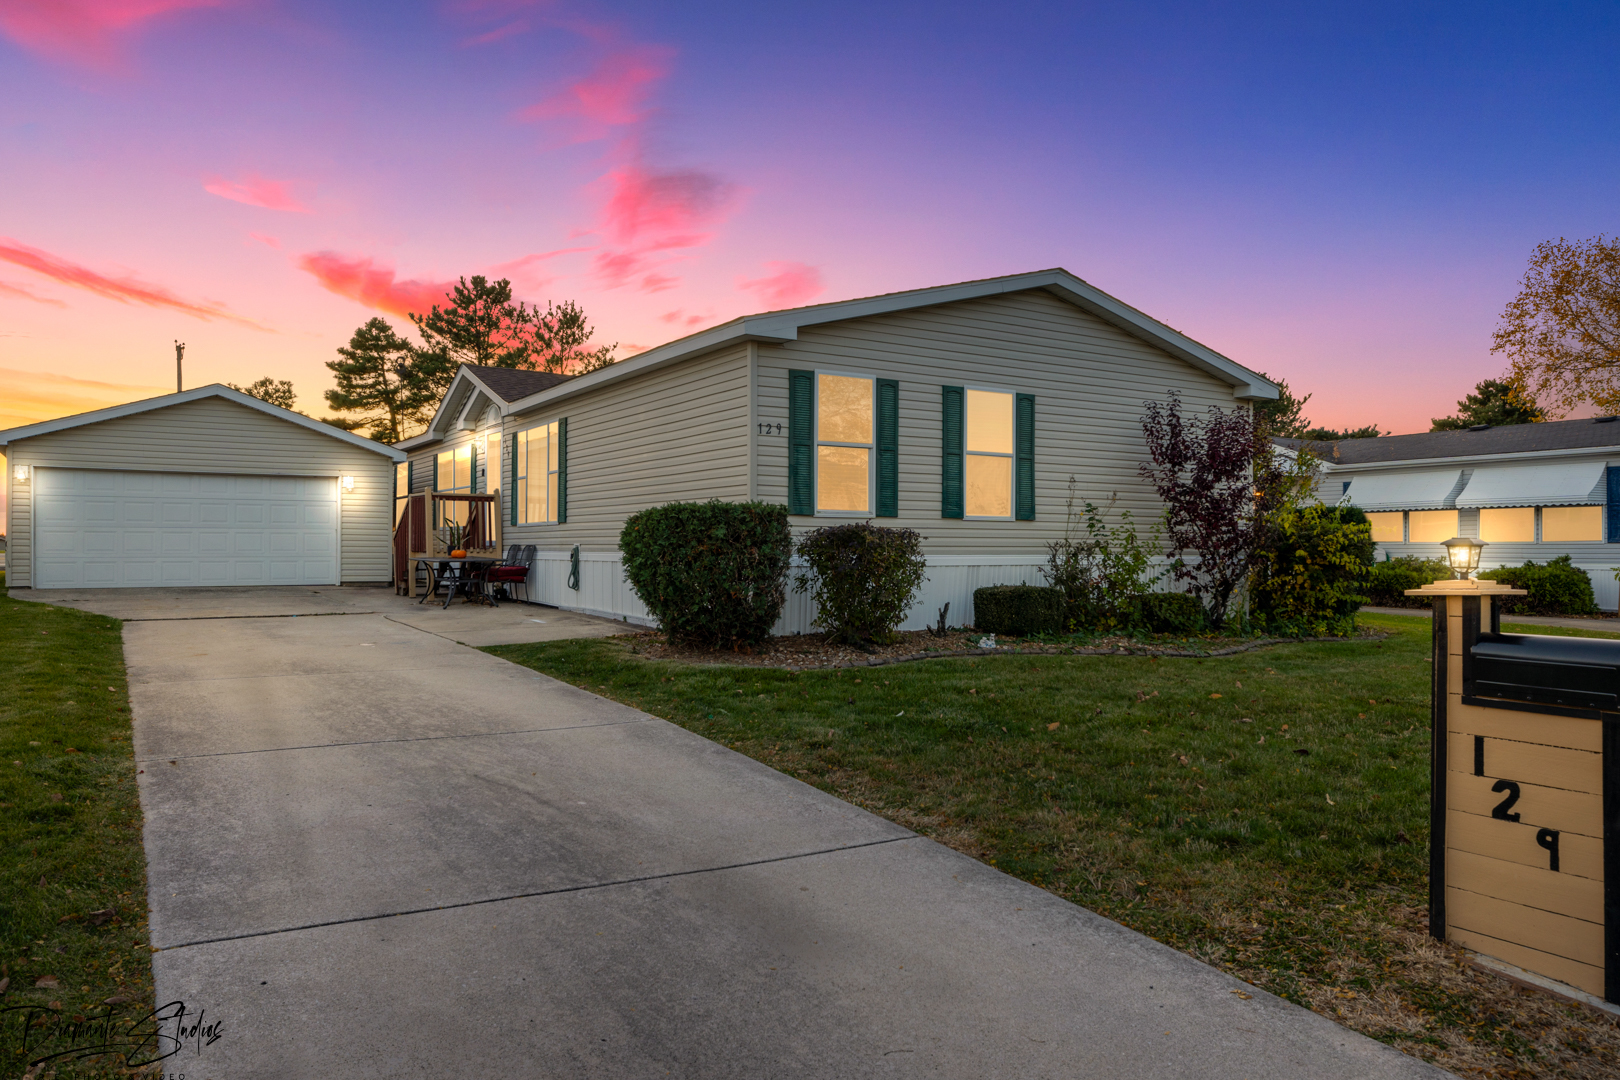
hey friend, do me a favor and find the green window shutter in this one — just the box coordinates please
[941,385,964,519]
[788,369,814,515]
[508,433,518,526]
[557,418,568,524]
[876,379,899,517]
[470,442,479,494]
[1015,393,1035,520]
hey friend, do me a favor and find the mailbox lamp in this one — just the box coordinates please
[1442,536,1486,579]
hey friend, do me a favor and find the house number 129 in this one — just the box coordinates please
[758,423,783,434]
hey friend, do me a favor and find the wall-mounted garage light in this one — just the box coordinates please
[12,463,29,482]
[340,475,356,493]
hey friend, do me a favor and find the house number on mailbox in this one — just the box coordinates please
[1475,735,1561,872]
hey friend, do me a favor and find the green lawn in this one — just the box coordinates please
[488,611,1620,1078]
[1,579,154,1076]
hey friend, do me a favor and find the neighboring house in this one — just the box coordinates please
[0,385,404,589]
[398,268,1279,631]
[1280,418,1620,610]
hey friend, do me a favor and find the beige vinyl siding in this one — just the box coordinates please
[5,397,395,586]
[5,451,31,587]
[500,344,751,551]
[755,288,1239,555]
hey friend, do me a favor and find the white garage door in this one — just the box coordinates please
[34,469,338,589]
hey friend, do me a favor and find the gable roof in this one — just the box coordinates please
[398,268,1278,450]
[0,383,407,461]
[1276,416,1620,467]
[464,365,574,402]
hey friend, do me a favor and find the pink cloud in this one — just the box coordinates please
[0,237,260,325]
[520,45,674,137]
[247,232,280,249]
[204,174,309,213]
[640,273,677,293]
[0,279,66,306]
[737,261,825,310]
[589,164,737,288]
[0,0,223,72]
[297,252,455,318]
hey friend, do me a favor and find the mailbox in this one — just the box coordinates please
[1407,578,1619,1005]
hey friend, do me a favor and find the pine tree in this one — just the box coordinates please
[409,276,616,378]
[323,318,442,443]
[227,378,297,409]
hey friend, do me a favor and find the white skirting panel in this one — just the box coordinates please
[518,551,1054,634]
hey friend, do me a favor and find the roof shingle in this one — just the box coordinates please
[1276,416,1620,464]
[463,365,574,402]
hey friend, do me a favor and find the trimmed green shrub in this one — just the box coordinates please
[1249,504,1374,635]
[973,585,1065,637]
[620,500,793,646]
[1479,556,1599,615]
[795,523,927,644]
[1365,556,1452,607]
[1131,592,1205,634]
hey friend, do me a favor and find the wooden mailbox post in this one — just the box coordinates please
[1410,577,1619,1002]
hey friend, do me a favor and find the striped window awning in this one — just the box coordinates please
[1455,461,1608,508]
[1342,469,1468,512]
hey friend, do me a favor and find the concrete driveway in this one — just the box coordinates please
[35,587,1451,1078]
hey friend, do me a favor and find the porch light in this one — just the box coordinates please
[340,475,355,493]
[1442,536,1486,579]
[12,463,28,482]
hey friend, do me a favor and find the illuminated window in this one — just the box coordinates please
[965,389,1014,518]
[816,374,873,514]
[515,422,561,525]
[1408,510,1458,543]
[1541,506,1603,542]
[395,462,409,525]
[1367,512,1404,544]
[436,444,474,526]
[1479,507,1534,543]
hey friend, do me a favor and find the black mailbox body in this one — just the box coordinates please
[1469,633,1620,711]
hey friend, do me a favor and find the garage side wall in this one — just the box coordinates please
[6,397,395,586]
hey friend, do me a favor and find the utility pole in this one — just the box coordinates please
[175,341,185,393]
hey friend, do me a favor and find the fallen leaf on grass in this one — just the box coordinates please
[1177,754,1190,766]
[48,793,63,802]
[1210,693,1223,699]
[87,908,116,927]
[1325,794,1336,805]
[1237,717,1252,723]
[34,976,59,989]
[0,977,8,995]
[1047,722,1060,731]
[104,995,130,1006]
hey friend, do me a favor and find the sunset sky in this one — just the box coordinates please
[3,2,1619,478]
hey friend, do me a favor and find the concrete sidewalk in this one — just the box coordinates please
[1363,605,1620,633]
[92,593,1450,1077]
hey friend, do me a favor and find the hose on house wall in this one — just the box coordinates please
[568,545,580,591]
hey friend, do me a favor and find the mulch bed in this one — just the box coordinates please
[614,625,1387,670]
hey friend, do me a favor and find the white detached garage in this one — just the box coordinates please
[1,385,403,590]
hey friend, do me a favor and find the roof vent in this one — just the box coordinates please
[1595,416,1617,423]
[1468,424,1491,432]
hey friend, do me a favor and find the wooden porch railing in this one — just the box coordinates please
[393,492,502,595]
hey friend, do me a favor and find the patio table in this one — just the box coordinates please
[414,556,500,609]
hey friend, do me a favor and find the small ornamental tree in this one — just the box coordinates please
[796,523,927,645]
[1249,504,1374,636]
[1139,392,1305,628]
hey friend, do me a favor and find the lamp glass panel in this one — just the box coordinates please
[1541,505,1603,542]
[1367,512,1404,543]
[1408,510,1458,543]
[816,445,869,512]
[965,454,1013,517]
[1479,507,1534,543]
[817,375,873,444]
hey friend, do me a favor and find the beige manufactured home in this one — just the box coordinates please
[0,386,404,590]
[399,269,1278,630]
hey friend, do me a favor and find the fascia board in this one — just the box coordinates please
[0,384,404,461]
[498,267,1279,415]
[1320,446,1620,473]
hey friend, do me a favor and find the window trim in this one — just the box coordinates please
[512,420,563,526]
[814,371,876,517]
[962,383,1016,521]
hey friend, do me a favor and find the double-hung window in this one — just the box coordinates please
[816,373,874,514]
[394,461,409,525]
[435,444,474,525]
[964,388,1014,519]
[514,422,562,524]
